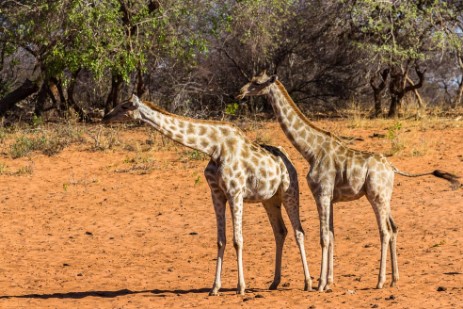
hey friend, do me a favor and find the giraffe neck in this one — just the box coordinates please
[136,100,224,158]
[266,81,334,163]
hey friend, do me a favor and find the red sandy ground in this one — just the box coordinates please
[0,120,462,308]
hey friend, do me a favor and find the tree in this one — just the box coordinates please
[0,0,208,120]
[189,1,365,116]
[349,0,462,117]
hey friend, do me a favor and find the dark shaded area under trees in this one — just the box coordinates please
[1,0,462,125]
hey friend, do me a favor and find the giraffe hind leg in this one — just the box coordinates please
[262,197,287,290]
[366,173,396,289]
[389,215,399,287]
[368,199,393,289]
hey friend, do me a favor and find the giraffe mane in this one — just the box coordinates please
[142,100,236,127]
[274,81,342,142]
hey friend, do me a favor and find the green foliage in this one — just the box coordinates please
[225,103,240,116]
[386,122,404,155]
[350,1,458,65]
[32,115,44,128]
[387,122,402,140]
[194,174,201,186]
[0,0,209,85]
[10,136,45,159]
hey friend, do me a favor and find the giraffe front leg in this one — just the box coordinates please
[207,186,227,296]
[326,202,335,290]
[282,193,312,291]
[262,198,288,290]
[210,227,226,296]
[316,195,332,292]
[229,195,246,295]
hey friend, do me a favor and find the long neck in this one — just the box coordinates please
[266,81,335,163]
[136,101,227,158]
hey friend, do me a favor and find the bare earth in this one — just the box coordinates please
[0,119,462,308]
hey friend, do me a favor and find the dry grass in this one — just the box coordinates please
[1,109,461,164]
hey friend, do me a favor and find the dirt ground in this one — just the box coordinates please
[0,119,462,308]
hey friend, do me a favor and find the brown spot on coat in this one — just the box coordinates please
[225,138,238,153]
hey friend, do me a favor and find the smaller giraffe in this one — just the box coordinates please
[237,72,460,291]
[103,95,312,295]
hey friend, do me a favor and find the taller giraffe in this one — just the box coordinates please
[102,94,312,295]
[237,72,460,291]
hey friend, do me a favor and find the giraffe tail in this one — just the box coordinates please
[391,165,461,190]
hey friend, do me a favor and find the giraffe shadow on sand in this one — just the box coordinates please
[0,287,261,300]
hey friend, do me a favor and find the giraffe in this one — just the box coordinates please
[237,72,460,291]
[102,94,312,295]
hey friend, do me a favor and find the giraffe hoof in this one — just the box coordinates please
[304,281,313,291]
[269,282,279,290]
[209,287,220,296]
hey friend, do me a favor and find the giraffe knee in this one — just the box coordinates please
[278,227,288,239]
[379,229,391,243]
[320,234,330,247]
[294,228,305,241]
[388,217,398,234]
[233,237,243,250]
[320,227,330,247]
[217,240,226,249]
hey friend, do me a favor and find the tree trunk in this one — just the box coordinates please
[406,76,425,109]
[136,67,146,98]
[105,74,123,113]
[0,79,40,116]
[388,93,402,118]
[454,54,463,107]
[388,64,425,118]
[34,81,50,116]
[455,78,463,107]
[370,68,389,117]
[67,69,91,122]
[49,77,68,115]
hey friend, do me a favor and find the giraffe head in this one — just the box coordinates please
[236,71,278,100]
[102,94,142,123]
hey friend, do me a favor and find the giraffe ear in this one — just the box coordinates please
[269,75,278,83]
[130,94,141,107]
[123,94,140,110]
